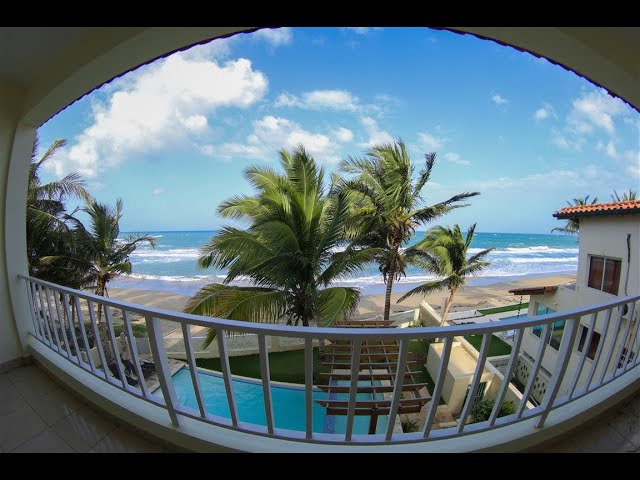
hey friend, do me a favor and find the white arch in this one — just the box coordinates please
[1,26,638,374]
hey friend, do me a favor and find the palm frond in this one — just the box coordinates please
[316,287,361,326]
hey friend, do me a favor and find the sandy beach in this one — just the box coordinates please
[108,273,577,323]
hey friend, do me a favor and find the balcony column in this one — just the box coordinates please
[1,80,36,366]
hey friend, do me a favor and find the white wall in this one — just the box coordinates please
[576,215,640,302]
[0,81,27,366]
[520,214,640,396]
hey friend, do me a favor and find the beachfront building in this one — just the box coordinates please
[510,200,640,404]
[1,28,639,453]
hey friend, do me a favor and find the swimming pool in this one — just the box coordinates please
[166,367,387,434]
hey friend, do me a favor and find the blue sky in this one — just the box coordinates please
[37,27,640,234]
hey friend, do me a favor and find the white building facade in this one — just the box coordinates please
[516,201,640,404]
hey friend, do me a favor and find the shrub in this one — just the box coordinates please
[401,418,419,433]
[471,399,516,423]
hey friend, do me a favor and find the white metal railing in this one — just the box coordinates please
[20,275,640,447]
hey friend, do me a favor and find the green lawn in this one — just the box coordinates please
[477,303,529,315]
[464,334,512,356]
[195,348,328,384]
[112,323,147,338]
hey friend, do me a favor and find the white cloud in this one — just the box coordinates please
[332,127,354,142]
[622,150,640,177]
[360,116,394,147]
[534,108,549,120]
[344,27,383,35]
[47,54,268,177]
[552,130,585,152]
[569,88,628,134]
[275,89,359,111]
[252,28,293,47]
[492,94,508,105]
[152,187,164,196]
[551,89,639,161]
[417,132,446,150]
[442,152,471,165]
[203,115,352,164]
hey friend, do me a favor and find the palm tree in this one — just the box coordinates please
[44,199,156,318]
[610,189,638,202]
[184,146,378,347]
[27,137,90,278]
[398,224,493,326]
[339,140,479,321]
[551,195,599,235]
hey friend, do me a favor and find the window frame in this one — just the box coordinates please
[530,303,564,350]
[576,325,602,361]
[587,255,622,295]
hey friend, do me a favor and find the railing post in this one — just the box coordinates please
[582,307,612,395]
[25,279,41,340]
[534,317,579,428]
[489,329,523,426]
[422,336,453,437]
[258,334,275,434]
[612,301,636,377]
[457,333,492,432]
[385,338,409,441]
[516,323,551,418]
[624,300,640,372]
[181,323,207,418]
[568,313,597,400]
[344,338,362,441]
[146,316,180,427]
[304,338,314,440]
[122,310,149,397]
[216,329,239,427]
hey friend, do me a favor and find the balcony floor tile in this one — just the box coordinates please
[569,420,636,453]
[11,369,59,403]
[12,429,75,453]
[90,426,165,453]
[607,411,640,448]
[617,394,640,418]
[0,383,26,418]
[7,365,48,385]
[27,385,84,426]
[0,405,48,452]
[51,405,117,452]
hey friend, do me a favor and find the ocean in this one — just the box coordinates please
[109,231,579,297]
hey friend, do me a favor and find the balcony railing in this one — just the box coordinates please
[20,275,640,448]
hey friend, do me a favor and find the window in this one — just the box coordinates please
[617,348,636,369]
[531,304,564,350]
[577,326,602,360]
[587,256,621,295]
[536,304,555,316]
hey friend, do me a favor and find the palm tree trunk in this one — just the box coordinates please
[59,293,67,331]
[383,263,396,322]
[439,288,457,327]
[95,278,114,364]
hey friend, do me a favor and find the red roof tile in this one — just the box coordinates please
[554,200,640,219]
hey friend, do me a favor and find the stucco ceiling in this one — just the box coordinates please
[0,28,93,85]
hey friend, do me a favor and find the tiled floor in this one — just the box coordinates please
[0,364,167,453]
[1,363,638,452]
[534,390,640,453]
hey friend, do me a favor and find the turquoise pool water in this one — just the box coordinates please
[167,367,387,434]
